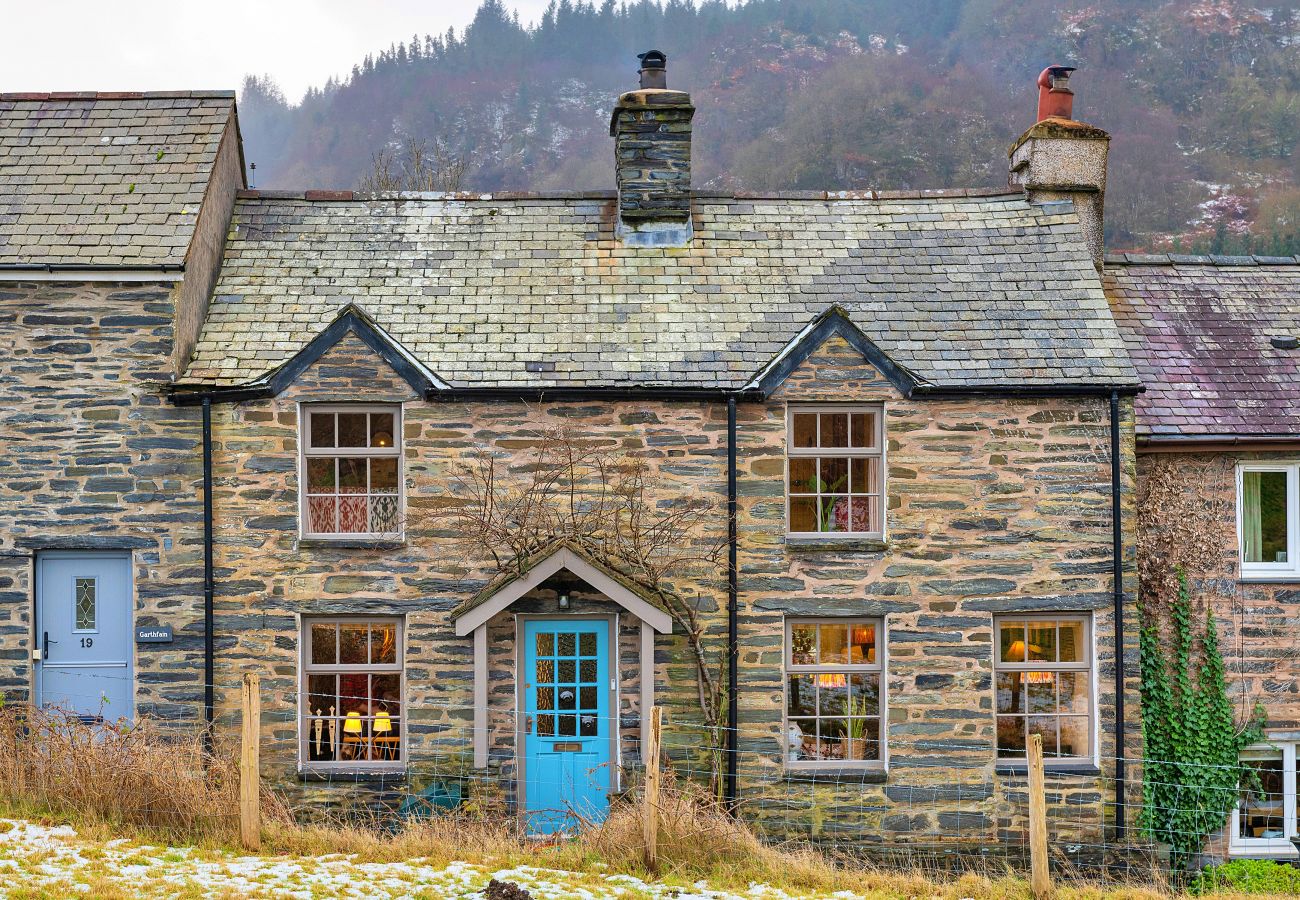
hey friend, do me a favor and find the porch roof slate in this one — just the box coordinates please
[181,189,1140,392]
[0,91,236,266]
[1103,255,1300,439]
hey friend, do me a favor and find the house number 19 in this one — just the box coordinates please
[80,637,93,648]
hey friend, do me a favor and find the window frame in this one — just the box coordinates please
[992,613,1097,766]
[782,616,887,770]
[299,615,407,774]
[784,404,886,540]
[1230,741,1299,857]
[298,402,405,541]
[1236,463,1300,581]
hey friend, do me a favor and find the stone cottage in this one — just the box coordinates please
[1107,258,1300,859]
[2,60,1149,850]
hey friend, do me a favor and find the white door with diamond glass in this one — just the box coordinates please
[35,551,133,722]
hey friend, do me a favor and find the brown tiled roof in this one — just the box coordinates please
[0,91,236,266]
[1104,254,1300,439]
[182,190,1139,391]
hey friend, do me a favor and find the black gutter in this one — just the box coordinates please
[1110,390,1126,837]
[0,262,185,272]
[725,396,739,811]
[427,386,768,403]
[202,397,215,751]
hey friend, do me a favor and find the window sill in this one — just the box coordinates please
[784,536,888,553]
[782,766,887,784]
[298,768,408,783]
[298,537,406,550]
[994,762,1101,777]
[1228,843,1299,859]
[1238,575,1300,584]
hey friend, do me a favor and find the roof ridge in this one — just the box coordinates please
[236,187,1028,203]
[0,90,235,101]
[1105,252,1300,267]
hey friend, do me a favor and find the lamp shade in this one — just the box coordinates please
[374,710,393,733]
[343,711,364,734]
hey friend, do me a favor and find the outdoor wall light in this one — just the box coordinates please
[558,591,571,610]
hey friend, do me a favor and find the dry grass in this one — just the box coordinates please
[0,704,286,842]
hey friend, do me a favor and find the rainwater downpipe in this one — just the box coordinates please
[202,396,216,751]
[1110,390,1126,837]
[725,395,739,810]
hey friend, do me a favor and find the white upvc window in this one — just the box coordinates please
[301,616,406,773]
[299,404,403,539]
[1231,742,1299,858]
[786,405,885,538]
[783,617,885,768]
[994,614,1096,764]
[1238,464,1300,580]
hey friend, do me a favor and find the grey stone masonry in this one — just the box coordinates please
[611,88,694,225]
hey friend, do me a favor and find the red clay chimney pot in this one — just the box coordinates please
[1036,65,1076,122]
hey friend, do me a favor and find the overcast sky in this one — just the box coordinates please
[2,1,556,102]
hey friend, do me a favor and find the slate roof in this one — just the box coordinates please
[181,189,1140,392]
[1104,254,1300,439]
[0,91,236,266]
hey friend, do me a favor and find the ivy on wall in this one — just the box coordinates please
[1138,570,1263,870]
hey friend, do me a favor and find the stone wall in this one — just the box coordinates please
[1135,450,1300,732]
[203,329,1139,847]
[0,280,205,718]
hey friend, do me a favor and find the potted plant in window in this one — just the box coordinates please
[844,696,873,761]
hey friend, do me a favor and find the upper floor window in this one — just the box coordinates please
[786,406,884,537]
[995,615,1094,762]
[300,405,402,538]
[785,618,884,767]
[1238,464,1299,579]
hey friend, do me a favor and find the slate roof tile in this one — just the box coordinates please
[182,191,1138,391]
[1104,258,1300,437]
[0,91,235,266]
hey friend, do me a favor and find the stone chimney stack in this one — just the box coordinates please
[609,50,694,245]
[1009,65,1110,271]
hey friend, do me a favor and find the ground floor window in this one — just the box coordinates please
[1232,743,1299,855]
[994,614,1094,761]
[301,616,404,771]
[784,618,883,766]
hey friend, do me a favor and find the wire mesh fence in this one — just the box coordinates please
[5,665,1296,887]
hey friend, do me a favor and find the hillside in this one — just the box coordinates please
[238,0,1300,253]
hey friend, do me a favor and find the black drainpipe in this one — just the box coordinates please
[1110,390,1126,836]
[725,395,739,810]
[202,397,216,751]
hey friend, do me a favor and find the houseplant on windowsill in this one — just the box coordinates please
[844,699,874,761]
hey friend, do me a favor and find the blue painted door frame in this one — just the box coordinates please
[35,551,133,722]
[520,617,614,834]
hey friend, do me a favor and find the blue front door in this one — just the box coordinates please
[36,551,133,723]
[522,619,612,834]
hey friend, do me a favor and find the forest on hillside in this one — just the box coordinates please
[238,0,1300,253]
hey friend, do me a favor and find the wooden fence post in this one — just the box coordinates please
[1027,732,1052,900]
[642,704,662,874]
[240,672,261,851]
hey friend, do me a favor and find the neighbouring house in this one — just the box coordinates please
[1,59,1152,853]
[1107,257,1300,860]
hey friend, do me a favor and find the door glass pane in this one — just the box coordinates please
[558,715,577,737]
[579,659,596,682]
[580,714,598,736]
[579,632,597,656]
[536,632,554,656]
[537,687,555,711]
[558,660,576,682]
[310,623,337,665]
[1243,471,1289,563]
[557,633,576,656]
[536,659,554,682]
[538,714,555,737]
[558,687,576,710]
[74,577,96,631]
[580,686,597,709]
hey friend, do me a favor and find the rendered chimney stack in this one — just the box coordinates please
[609,50,694,245]
[1009,65,1110,271]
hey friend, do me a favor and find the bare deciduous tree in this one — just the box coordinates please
[410,422,729,744]
[360,136,467,193]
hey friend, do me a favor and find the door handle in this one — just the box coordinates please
[525,714,534,734]
[43,631,57,658]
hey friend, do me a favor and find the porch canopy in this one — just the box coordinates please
[451,543,672,767]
